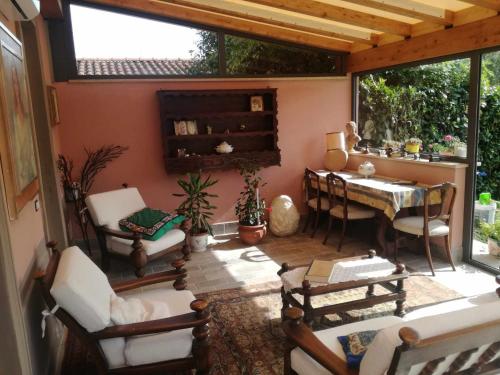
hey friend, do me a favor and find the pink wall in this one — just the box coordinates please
[55,78,351,225]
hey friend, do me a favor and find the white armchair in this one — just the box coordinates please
[36,243,211,374]
[85,187,189,277]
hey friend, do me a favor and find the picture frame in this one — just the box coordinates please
[250,95,264,112]
[0,23,39,219]
[186,120,198,135]
[47,85,60,125]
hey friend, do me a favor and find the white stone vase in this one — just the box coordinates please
[188,232,209,252]
[269,195,300,237]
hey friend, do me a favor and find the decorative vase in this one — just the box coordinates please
[487,238,500,257]
[454,144,467,158]
[269,195,300,237]
[188,232,209,252]
[238,224,267,245]
[358,161,376,178]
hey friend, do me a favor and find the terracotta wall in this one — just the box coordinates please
[55,78,351,224]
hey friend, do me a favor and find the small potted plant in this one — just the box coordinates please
[404,137,422,154]
[174,172,218,252]
[235,160,267,245]
[479,221,500,257]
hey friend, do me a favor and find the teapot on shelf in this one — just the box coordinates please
[358,161,376,178]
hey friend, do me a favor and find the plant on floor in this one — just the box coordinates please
[174,172,218,252]
[479,220,500,257]
[234,160,267,245]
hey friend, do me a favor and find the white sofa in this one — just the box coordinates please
[286,288,500,375]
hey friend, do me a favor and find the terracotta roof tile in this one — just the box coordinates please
[76,58,194,76]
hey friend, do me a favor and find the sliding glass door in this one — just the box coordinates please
[471,51,500,271]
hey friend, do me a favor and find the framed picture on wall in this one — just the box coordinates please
[47,85,60,125]
[0,23,39,219]
[250,95,264,112]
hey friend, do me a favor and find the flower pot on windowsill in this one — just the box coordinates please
[487,238,500,257]
[438,149,454,156]
[238,223,267,245]
[405,143,420,154]
[188,232,209,252]
[454,144,467,158]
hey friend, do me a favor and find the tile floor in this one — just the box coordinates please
[91,224,498,298]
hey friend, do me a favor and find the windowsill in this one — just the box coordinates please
[348,152,468,169]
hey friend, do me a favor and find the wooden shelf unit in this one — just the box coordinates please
[158,89,280,174]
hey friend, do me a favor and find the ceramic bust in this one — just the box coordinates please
[269,195,300,237]
[345,121,361,152]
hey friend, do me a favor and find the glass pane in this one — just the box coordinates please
[70,4,218,76]
[472,50,500,270]
[357,58,470,158]
[223,34,338,75]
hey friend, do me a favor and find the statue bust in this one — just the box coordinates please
[345,121,361,152]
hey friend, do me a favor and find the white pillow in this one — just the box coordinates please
[110,296,170,325]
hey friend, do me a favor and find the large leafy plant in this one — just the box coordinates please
[235,161,266,226]
[479,221,500,242]
[174,173,218,235]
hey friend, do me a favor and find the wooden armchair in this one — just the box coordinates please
[303,168,330,238]
[282,277,500,375]
[85,187,189,277]
[36,242,211,375]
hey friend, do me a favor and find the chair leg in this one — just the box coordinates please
[338,218,347,252]
[323,215,333,245]
[443,235,456,271]
[302,207,312,233]
[423,233,436,276]
[311,209,321,238]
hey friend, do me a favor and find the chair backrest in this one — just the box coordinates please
[304,168,321,203]
[326,172,347,212]
[85,187,146,227]
[423,182,456,226]
[35,243,112,372]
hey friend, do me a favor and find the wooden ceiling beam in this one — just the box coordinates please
[347,15,500,73]
[84,0,353,52]
[164,0,378,45]
[347,0,454,25]
[245,0,411,36]
[459,0,500,11]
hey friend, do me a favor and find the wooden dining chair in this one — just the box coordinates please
[302,168,329,238]
[323,173,375,251]
[393,182,457,276]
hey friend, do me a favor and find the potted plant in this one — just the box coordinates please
[479,221,500,257]
[174,172,218,252]
[404,137,422,154]
[235,161,267,245]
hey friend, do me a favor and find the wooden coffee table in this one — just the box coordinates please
[278,250,408,327]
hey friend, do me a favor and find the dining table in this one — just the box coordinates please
[312,170,441,256]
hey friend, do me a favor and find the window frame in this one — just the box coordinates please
[50,0,347,81]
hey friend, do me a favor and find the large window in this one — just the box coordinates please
[50,2,345,80]
[355,58,470,158]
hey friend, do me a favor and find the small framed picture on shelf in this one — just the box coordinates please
[187,120,198,135]
[174,120,188,135]
[250,95,264,112]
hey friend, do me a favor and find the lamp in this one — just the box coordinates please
[324,131,348,171]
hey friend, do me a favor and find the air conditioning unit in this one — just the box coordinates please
[0,0,40,21]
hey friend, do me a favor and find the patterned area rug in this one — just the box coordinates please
[61,275,462,375]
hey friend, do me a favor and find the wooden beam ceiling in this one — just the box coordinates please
[246,0,411,36]
[164,0,377,45]
[347,15,500,73]
[459,0,500,11]
[347,0,454,25]
[85,0,353,51]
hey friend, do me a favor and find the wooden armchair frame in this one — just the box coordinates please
[282,277,500,375]
[35,241,211,375]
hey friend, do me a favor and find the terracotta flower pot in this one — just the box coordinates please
[238,224,267,245]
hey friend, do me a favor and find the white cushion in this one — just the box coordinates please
[124,289,196,366]
[291,316,403,375]
[99,338,126,369]
[85,188,146,227]
[50,246,115,333]
[308,197,330,211]
[107,228,185,256]
[360,300,500,375]
[110,296,170,325]
[393,216,449,237]
[330,204,375,220]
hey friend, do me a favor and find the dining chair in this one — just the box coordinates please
[303,168,329,238]
[323,172,376,251]
[393,182,457,276]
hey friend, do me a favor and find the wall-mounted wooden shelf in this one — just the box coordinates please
[158,89,280,174]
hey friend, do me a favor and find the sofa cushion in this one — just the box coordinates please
[85,188,146,227]
[99,338,126,369]
[107,228,185,256]
[110,296,170,325]
[360,299,500,375]
[291,315,402,375]
[50,246,115,333]
[337,330,379,368]
[119,208,185,241]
